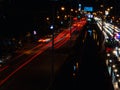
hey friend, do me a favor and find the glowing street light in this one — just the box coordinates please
[61,6,65,11]
[70,8,74,12]
[50,25,54,30]
[46,17,50,21]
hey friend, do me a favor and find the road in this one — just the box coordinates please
[0,19,114,90]
[0,19,86,90]
[50,20,114,90]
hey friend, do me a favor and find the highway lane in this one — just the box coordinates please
[95,17,120,89]
[0,18,113,90]
[0,19,87,89]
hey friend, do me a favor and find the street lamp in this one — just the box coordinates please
[71,8,74,12]
[49,1,56,89]
[50,24,55,90]
[61,6,65,11]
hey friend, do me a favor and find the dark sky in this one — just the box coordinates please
[0,0,52,38]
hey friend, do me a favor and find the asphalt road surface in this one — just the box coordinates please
[51,21,114,90]
[0,21,114,90]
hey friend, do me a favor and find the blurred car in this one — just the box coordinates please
[0,55,12,67]
[105,38,118,48]
[38,37,51,43]
[114,32,120,41]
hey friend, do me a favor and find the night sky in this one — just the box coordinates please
[0,0,51,38]
[0,0,120,38]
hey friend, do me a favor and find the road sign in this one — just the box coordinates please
[84,6,93,12]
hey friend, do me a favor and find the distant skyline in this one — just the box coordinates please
[0,0,120,38]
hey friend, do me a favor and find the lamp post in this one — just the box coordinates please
[49,1,56,89]
[49,24,54,90]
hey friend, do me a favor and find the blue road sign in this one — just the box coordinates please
[84,7,93,12]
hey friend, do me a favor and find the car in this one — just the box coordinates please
[0,55,12,67]
[105,38,118,48]
[37,37,51,43]
[114,32,120,41]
